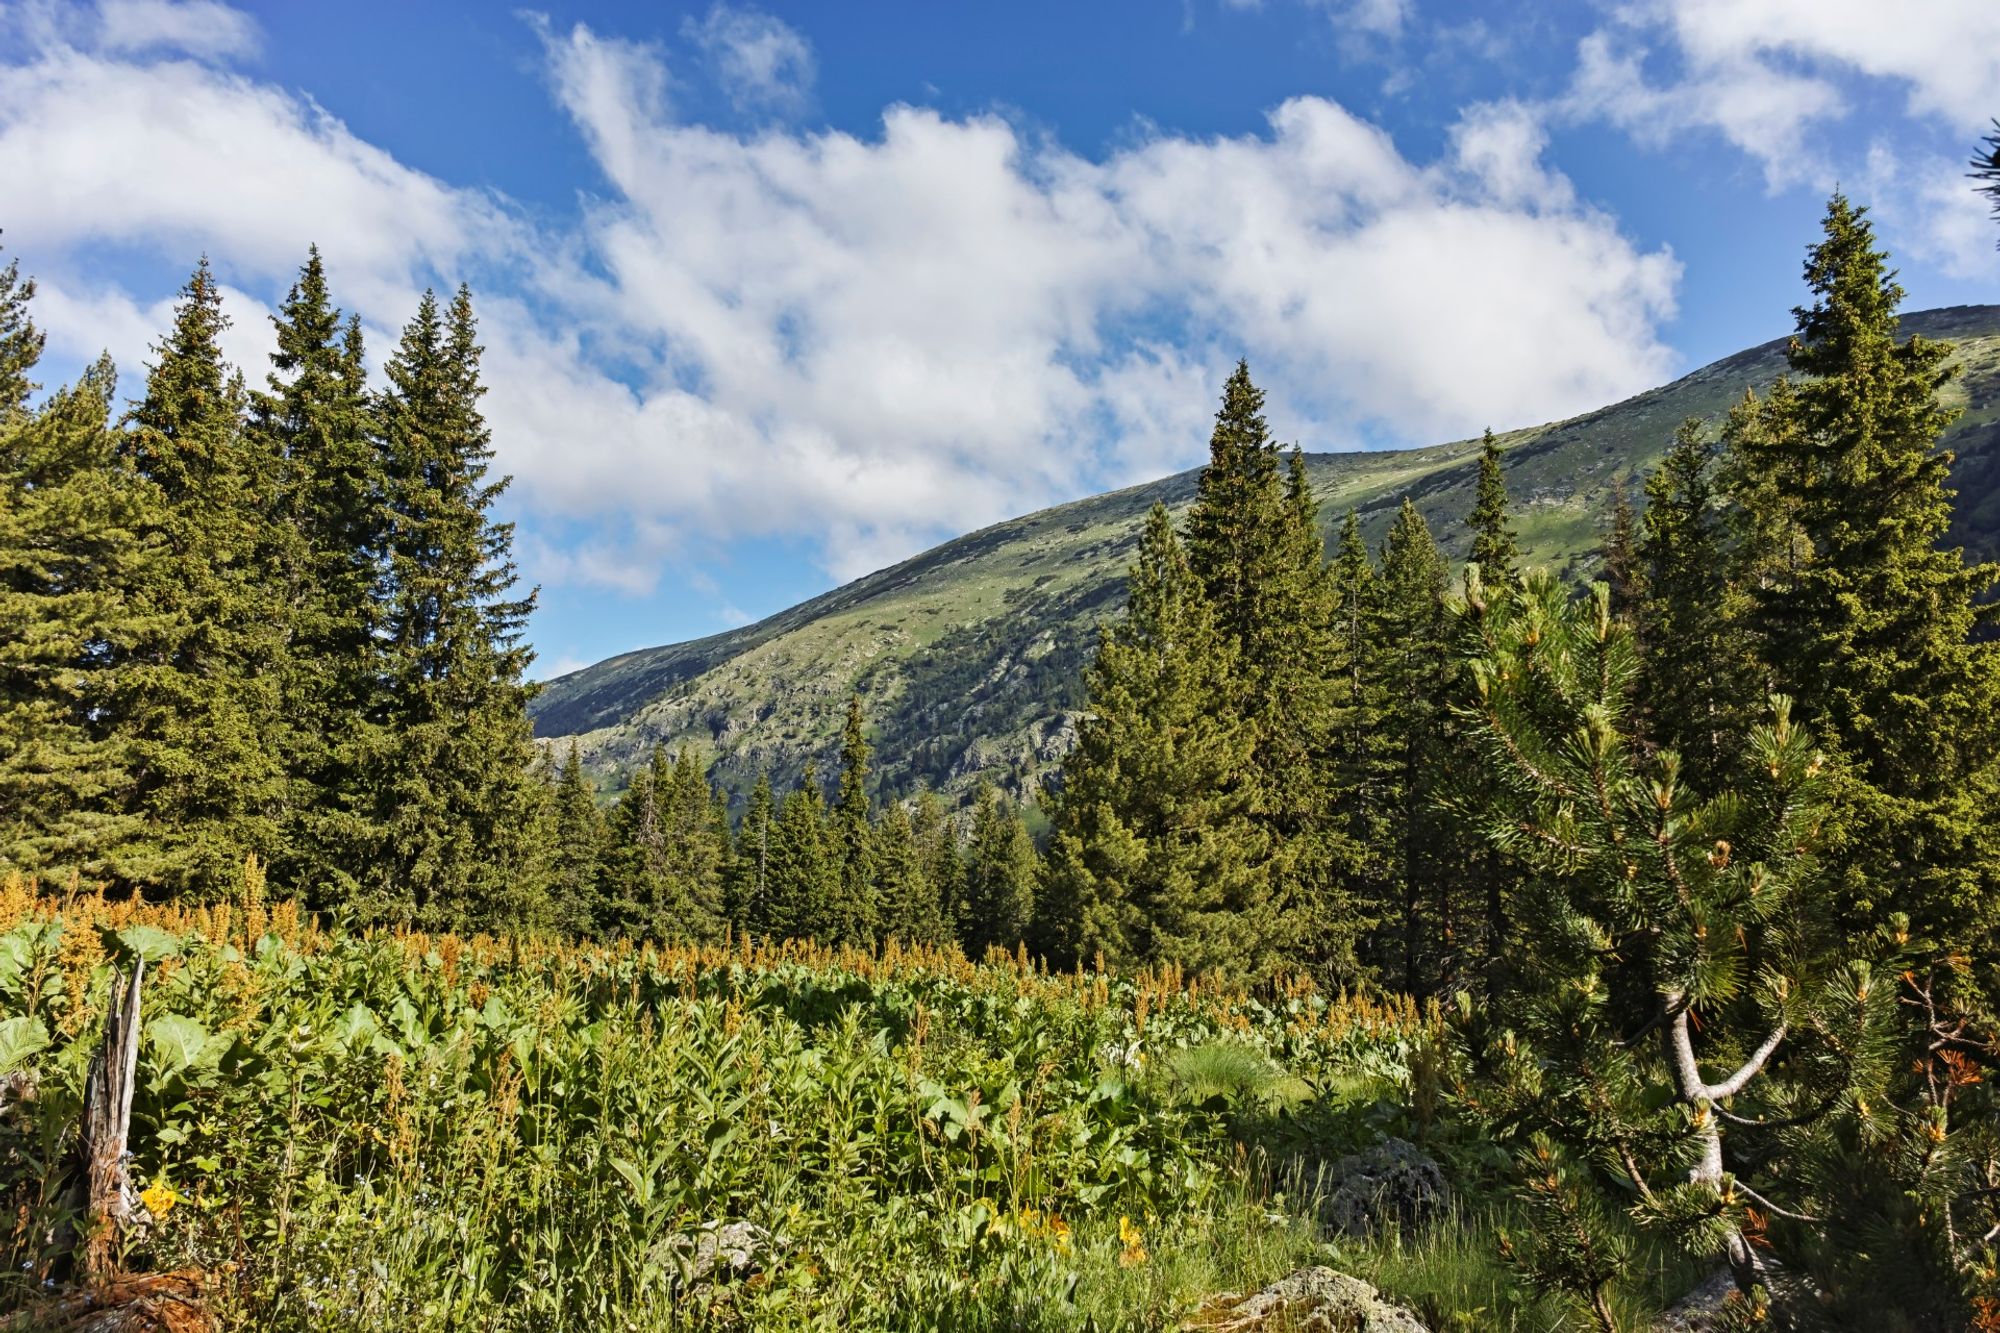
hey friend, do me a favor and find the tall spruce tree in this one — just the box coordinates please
[1369,499,1457,992]
[829,694,877,944]
[765,768,836,941]
[960,784,1035,960]
[661,747,727,940]
[730,772,776,934]
[603,746,726,942]
[1461,426,1524,978]
[1638,417,1752,776]
[549,742,608,937]
[1181,366,1351,973]
[1722,195,2000,950]
[1184,363,1289,638]
[1041,505,1262,973]
[874,799,947,947]
[115,262,290,895]
[251,249,384,900]
[361,287,545,929]
[0,355,150,878]
[1331,508,1389,978]
[603,748,668,937]
[1600,476,1642,622]
[1469,428,1519,582]
[911,787,962,942]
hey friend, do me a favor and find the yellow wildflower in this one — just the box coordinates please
[140,1182,182,1219]
[1118,1214,1147,1267]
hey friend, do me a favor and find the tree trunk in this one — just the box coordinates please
[77,961,145,1283]
[1662,995,1781,1300]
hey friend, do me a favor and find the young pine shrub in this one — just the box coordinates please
[1453,571,1914,1327]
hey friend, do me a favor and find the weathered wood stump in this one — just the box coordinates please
[77,961,146,1284]
[1,962,215,1332]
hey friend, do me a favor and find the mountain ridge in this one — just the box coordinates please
[531,304,2000,805]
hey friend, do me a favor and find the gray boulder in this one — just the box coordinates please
[1185,1267,1430,1332]
[1654,1269,1741,1331]
[1320,1138,1448,1238]
[1653,1262,1825,1332]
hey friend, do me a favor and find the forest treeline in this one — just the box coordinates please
[0,232,1052,950]
[7,197,2000,985]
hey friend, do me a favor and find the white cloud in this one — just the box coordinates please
[1860,143,2000,282]
[2,6,1682,596]
[0,44,506,309]
[529,652,591,682]
[1448,99,1574,211]
[1565,29,1841,190]
[1652,0,2000,128]
[96,0,258,60]
[1336,0,1408,41]
[683,3,814,115]
[1566,0,2000,192]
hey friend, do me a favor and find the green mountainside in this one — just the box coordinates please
[531,305,2000,807]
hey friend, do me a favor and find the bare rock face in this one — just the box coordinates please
[1185,1267,1431,1333]
[1320,1138,1449,1239]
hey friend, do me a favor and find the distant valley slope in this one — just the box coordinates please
[531,305,2000,807]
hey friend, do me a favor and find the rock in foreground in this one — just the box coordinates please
[1320,1137,1448,1239]
[1185,1266,1430,1332]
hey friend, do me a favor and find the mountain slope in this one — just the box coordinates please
[532,305,2000,807]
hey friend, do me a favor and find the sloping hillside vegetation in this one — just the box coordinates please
[531,305,2000,805]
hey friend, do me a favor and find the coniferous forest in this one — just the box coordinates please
[7,174,2000,1330]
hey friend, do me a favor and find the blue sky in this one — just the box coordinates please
[2,0,1996,677]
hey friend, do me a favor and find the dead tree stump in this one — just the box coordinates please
[77,960,145,1284]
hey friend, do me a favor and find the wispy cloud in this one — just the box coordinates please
[1563,0,2000,196]
[97,0,259,61]
[682,3,814,115]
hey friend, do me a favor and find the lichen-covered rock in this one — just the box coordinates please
[1654,1269,1746,1331]
[1653,1263,1822,1332]
[1320,1138,1448,1238]
[658,1220,785,1289]
[1185,1267,1430,1332]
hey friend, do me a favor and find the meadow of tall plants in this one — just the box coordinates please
[0,872,1596,1332]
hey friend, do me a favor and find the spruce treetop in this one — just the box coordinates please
[1976,121,2000,246]
[0,236,45,418]
[1469,428,1519,582]
[836,694,871,822]
[125,260,240,497]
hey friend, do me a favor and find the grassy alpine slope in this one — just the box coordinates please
[531,306,2000,807]
[0,879,1714,1331]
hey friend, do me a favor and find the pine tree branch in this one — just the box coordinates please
[1617,1141,1662,1207]
[1712,1087,1838,1130]
[1736,1180,1822,1225]
[1705,1023,1788,1102]
[1664,996,1785,1102]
